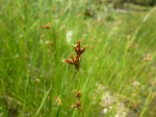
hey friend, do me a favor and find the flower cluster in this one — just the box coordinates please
[74,41,85,57]
[55,96,62,106]
[71,90,82,112]
[63,41,86,70]
[41,23,51,29]
[143,53,151,62]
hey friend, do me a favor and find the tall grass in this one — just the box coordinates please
[0,0,156,117]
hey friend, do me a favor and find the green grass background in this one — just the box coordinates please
[0,0,156,117]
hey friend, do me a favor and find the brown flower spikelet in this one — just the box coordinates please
[76,90,82,99]
[63,41,85,70]
[74,41,86,57]
[71,100,82,111]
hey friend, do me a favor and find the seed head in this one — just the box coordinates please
[41,23,51,29]
[63,41,86,70]
[62,55,80,70]
[55,96,62,106]
[74,41,86,57]
[75,90,82,99]
[143,53,151,62]
[71,100,82,111]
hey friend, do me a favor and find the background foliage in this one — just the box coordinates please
[0,0,156,117]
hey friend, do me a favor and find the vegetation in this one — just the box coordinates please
[0,0,156,117]
[107,0,156,8]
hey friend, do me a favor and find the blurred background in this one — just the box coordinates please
[0,0,156,117]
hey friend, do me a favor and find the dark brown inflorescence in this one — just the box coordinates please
[71,100,82,111]
[74,41,86,57]
[71,90,83,112]
[63,41,86,70]
[75,90,82,99]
